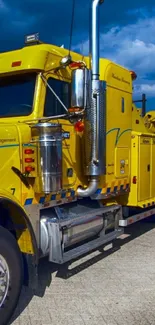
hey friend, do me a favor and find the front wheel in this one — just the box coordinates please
[0,226,23,325]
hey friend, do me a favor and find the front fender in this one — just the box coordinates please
[0,189,38,263]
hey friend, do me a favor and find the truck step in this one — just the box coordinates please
[49,228,123,264]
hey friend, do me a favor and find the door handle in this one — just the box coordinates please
[147,164,150,172]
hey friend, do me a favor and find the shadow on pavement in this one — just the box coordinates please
[10,217,155,324]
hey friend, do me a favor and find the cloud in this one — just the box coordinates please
[134,83,155,97]
[74,17,155,72]
[127,7,151,18]
[74,13,155,98]
[0,1,154,53]
[11,10,36,29]
[0,0,8,11]
[0,1,154,104]
[3,0,153,49]
[0,1,37,34]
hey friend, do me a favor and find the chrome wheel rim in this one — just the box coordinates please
[0,254,10,307]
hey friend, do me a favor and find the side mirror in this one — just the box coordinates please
[71,68,91,109]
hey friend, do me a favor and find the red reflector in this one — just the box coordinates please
[24,149,34,154]
[136,119,139,124]
[11,61,22,67]
[25,166,35,172]
[68,107,81,113]
[67,197,73,202]
[132,176,137,184]
[74,121,84,132]
[69,62,82,69]
[25,158,34,163]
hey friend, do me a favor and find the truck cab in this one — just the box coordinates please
[0,2,154,323]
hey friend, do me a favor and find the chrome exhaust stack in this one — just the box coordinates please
[77,0,105,197]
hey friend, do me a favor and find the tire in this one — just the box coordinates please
[0,226,23,325]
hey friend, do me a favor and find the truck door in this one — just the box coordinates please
[138,136,151,201]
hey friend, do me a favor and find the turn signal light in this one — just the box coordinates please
[24,149,34,154]
[130,70,137,81]
[25,166,35,173]
[74,121,84,132]
[132,176,137,184]
[12,61,22,67]
[25,158,34,163]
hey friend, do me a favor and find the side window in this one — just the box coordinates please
[121,97,125,113]
[44,78,71,116]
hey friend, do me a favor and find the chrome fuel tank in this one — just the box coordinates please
[32,123,62,194]
[40,200,122,262]
[62,210,104,248]
[40,200,107,255]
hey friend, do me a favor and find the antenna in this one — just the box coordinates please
[69,0,76,55]
[81,41,85,61]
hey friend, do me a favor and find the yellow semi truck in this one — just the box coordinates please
[0,0,155,323]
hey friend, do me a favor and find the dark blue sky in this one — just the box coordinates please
[0,0,155,111]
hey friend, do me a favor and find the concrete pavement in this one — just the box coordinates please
[10,220,155,325]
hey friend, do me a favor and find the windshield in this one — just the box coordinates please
[44,77,71,116]
[0,72,36,117]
